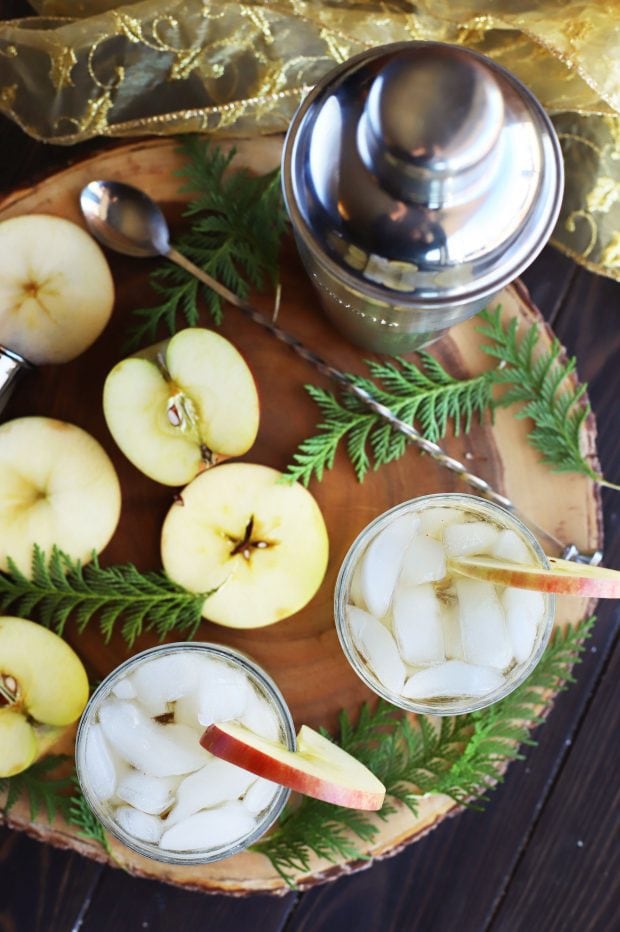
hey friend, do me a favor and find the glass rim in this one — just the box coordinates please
[334,492,556,716]
[75,641,295,865]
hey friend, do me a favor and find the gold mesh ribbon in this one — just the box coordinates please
[1,0,619,279]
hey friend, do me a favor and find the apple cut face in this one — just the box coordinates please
[0,617,89,777]
[201,722,386,810]
[161,463,329,628]
[0,214,114,364]
[0,708,38,777]
[103,328,260,486]
[0,617,89,725]
[0,417,122,576]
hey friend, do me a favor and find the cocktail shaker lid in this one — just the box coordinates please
[282,42,563,306]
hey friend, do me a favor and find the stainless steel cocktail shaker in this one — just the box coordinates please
[282,42,564,354]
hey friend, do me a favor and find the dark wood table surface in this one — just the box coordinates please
[0,67,619,932]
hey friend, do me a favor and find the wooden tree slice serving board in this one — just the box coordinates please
[0,138,602,894]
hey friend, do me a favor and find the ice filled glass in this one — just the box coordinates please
[334,493,556,715]
[75,643,295,864]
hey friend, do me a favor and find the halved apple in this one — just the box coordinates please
[449,555,620,598]
[0,617,89,777]
[201,721,385,810]
[0,416,121,576]
[103,328,260,486]
[0,214,114,365]
[161,462,329,628]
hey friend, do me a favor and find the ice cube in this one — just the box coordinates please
[392,583,445,665]
[239,691,281,742]
[348,563,367,610]
[491,529,532,565]
[196,658,252,727]
[400,534,446,586]
[98,699,209,776]
[359,513,419,618]
[173,689,202,729]
[114,805,164,844]
[402,660,504,699]
[160,801,256,852]
[111,676,137,700]
[419,506,462,539]
[347,605,406,693]
[502,587,545,663]
[116,771,179,815]
[84,723,120,801]
[166,757,257,827]
[456,578,513,669]
[129,653,200,716]
[242,778,280,815]
[441,602,464,660]
[444,521,499,557]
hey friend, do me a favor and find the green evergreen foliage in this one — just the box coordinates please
[0,546,213,647]
[127,137,287,347]
[285,307,613,488]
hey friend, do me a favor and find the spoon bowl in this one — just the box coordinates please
[80,180,171,259]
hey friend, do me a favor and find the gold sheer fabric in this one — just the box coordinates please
[1,1,619,279]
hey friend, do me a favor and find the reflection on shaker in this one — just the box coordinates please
[282,41,563,354]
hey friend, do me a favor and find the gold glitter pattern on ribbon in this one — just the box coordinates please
[49,45,77,89]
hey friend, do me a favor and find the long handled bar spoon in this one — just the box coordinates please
[79,179,601,564]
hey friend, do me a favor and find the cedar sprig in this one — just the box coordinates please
[68,780,110,853]
[253,618,594,886]
[127,137,287,348]
[285,307,618,489]
[0,755,74,823]
[477,307,619,489]
[0,760,110,853]
[0,546,213,648]
[286,355,494,485]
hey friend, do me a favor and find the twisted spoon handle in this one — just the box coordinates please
[164,248,600,561]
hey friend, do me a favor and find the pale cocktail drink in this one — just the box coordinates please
[335,493,555,714]
[75,643,294,863]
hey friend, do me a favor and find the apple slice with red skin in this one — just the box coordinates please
[201,722,385,811]
[449,555,620,598]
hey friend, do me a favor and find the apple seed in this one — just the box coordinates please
[166,392,198,435]
[228,516,275,561]
[165,393,216,466]
[0,673,19,706]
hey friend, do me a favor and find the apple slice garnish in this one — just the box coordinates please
[449,555,620,598]
[200,722,386,810]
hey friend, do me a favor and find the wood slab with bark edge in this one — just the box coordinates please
[0,138,602,894]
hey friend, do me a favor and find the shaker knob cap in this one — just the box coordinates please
[358,45,505,207]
